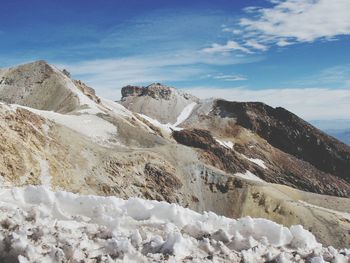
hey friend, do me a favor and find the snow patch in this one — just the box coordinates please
[215,138,234,149]
[51,66,101,114]
[99,97,133,118]
[234,170,265,182]
[173,102,197,127]
[10,104,118,144]
[138,113,174,134]
[242,154,267,169]
[138,102,197,134]
[0,186,343,262]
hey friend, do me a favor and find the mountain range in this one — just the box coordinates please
[0,61,350,261]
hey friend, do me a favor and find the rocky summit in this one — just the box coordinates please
[1,61,350,262]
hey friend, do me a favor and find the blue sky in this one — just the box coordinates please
[1,0,350,121]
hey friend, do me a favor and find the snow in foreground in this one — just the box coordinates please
[0,186,348,262]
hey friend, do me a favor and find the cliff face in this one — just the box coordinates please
[121,83,173,100]
[119,83,198,124]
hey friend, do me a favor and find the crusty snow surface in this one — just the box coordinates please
[0,186,349,263]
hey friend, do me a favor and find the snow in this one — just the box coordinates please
[36,157,51,187]
[138,113,174,134]
[234,170,265,182]
[241,154,267,169]
[99,98,133,118]
[10,104,118,144]
[138,102,197,134]
[173,102,197,127]
[51,66,102,114]
[0,185,347,262]
[215,138,234,149]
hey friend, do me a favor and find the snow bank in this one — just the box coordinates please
[0,186,347,262]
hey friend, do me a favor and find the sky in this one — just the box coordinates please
[0,0,350,123]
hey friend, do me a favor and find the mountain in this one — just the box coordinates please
[1,61,350,259]
[121,85,350,197]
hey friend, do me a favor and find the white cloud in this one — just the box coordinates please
[222,28,242,34]
[276,39,293,47]
[213,74,247,81]
[56,52,258,100]
[201,40,252,54]
[245,40,268,51]
[184,87,350,120]
[216,0,350,53]
[239,0,350,46]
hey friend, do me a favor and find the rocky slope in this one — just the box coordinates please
[212,100,350,182]
[1,61,350,249]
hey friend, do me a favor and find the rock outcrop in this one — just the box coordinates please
[120,83,198,124]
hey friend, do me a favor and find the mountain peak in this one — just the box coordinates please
[120,83,198,124]
[121,83,173,100]
[0,61,96,113]
[121,83,197,101]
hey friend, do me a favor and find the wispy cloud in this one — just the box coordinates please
[201,40,252,54]
[185,87,350,120]
[244,40,268,51]
[207,0,350,54]
[293,64,350,88]
[50,9,265,100]
[56,52,259,99]
[212,74,247,81]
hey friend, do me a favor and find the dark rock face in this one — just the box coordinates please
[173,128,250,175]
[121,83,173,100]
[62,69,71,78]
[173,128,350,197]
[121,85,145,98]
[213,100,350,182]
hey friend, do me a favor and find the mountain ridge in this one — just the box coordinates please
[1,61,350,248]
